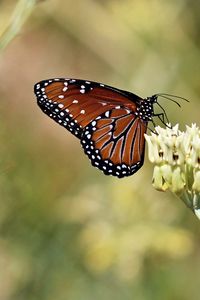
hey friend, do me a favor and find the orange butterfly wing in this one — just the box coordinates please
[81,108,147,177]
[35,78,140,138]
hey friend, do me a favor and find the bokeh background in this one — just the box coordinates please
[0,0,200,299]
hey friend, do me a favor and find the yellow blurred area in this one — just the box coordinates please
[58,180,194,282]
[0,0,200,299]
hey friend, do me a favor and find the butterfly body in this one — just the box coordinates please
[34,78,156,178]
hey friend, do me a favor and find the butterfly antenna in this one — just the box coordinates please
[155,93,189,108]
[157,93,189,102]
[155,94,181,107]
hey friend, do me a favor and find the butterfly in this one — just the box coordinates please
[34,78,183,178]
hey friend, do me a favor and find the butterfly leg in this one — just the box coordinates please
[153,112,172,128]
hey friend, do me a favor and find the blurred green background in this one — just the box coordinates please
[0,0,200,299]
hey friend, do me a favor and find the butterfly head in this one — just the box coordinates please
[148,94,158,103]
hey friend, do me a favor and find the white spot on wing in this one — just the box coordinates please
[80,110,85,114]
[105,111,110,117]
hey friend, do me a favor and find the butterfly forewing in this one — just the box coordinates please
[34,78,139,138]
[34,78,151,178]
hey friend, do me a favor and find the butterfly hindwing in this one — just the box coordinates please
[81,107,147,178]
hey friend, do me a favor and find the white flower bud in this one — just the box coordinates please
[193,170,200,193]
[171,166,185,193]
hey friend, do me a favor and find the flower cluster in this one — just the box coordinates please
[145,124,200,219]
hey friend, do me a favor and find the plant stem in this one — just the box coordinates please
[0,0,39,50]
